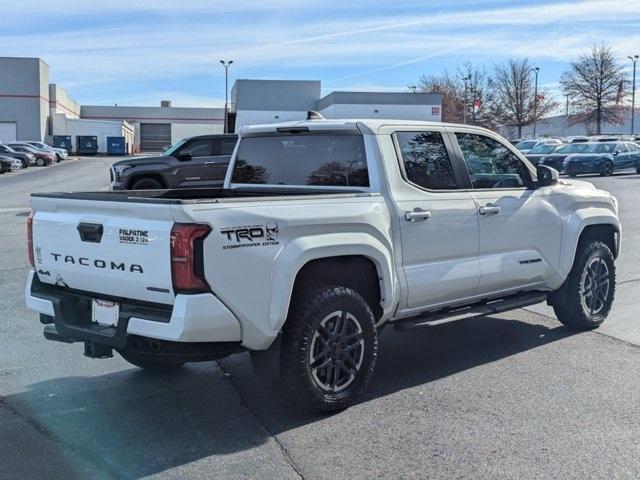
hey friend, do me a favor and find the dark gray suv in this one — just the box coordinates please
[110,134,238,190]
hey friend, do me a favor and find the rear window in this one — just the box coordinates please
[231,134,369,187]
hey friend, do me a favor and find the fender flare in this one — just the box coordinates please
[559,208,621,279]
[267,232,397,333]
[123,165,171,188]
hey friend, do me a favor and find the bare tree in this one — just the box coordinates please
[560,44,626,135]
[490,58,557,137]
[418,71,463,123]
[417,63,497,129]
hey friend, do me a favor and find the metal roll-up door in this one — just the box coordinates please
[0,122,17,143]
[140,123,171,152]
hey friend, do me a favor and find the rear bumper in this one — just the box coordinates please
[25,270,242,349]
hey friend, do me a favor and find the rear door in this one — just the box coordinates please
[388,128,481,310]
[30,196,176,305]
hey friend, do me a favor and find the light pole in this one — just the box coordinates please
[628,55,638,135]
[564,93,570,137]
[531,66,540,137]
[462,74,472,124]
[220,60,233,134]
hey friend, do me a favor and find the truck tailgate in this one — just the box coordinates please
[31,196,175,305]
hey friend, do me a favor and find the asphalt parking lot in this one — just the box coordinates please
[1,158,640,479]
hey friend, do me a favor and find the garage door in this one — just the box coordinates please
[0,122,17,143]
[140,123,171,152]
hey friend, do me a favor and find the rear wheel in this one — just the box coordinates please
[279,286,378,413]
[131,177,164,190]
[553,240,615,330]
[118,351,185,370]
[600,161,613,176]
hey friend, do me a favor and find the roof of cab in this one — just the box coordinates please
[238,118,494,136]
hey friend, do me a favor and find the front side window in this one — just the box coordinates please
[585,143,615,153]
[232,134,369,187]
[396,131,457,190]
[456,133,529,189]
[213,138,237,155]
[180,139,211,157]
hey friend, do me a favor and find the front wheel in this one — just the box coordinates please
[131,177,164,190]
[279,286,378,413]
[553,240,615,330]
[36,157,45,167]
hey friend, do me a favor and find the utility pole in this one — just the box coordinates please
[531,66,540,137]
[462,74,471,124]
[628,55,638,135]
[565,93,570,137]
[219,60,233,134]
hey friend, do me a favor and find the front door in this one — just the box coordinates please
[174,138,220,187]
[451,130,562,295]
[393,130,480,310]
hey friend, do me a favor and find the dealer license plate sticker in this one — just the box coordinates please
[92,299,120,327]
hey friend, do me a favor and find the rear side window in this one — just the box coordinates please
[232,134,369,187]
[396,131,457,190]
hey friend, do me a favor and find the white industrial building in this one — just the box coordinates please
[1,56,443,153]
[231,79,442,130]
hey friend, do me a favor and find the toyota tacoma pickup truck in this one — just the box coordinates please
[25,117,621,412]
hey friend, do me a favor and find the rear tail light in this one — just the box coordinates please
[170,223,211,293]
[27,211,35,267]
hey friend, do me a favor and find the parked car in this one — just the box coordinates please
[514,138,562,154]
[563,141,640,177]
[8,143,55,166]
[0,156,14,173]
[538,142,590,171]
[26,141,68,161]
[524,143,561,165]
[0,144,33,168]
[110,134,238,190]
[27,118,620,412]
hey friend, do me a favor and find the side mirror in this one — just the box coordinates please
[536,164,559,187]
[176,152,192,161]
[612,150,620,156]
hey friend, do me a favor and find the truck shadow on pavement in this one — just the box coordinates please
[5,315,576,479]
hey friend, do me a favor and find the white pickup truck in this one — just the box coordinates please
[26,118,620,412]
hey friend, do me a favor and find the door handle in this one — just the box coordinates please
[478,205,501,215]
[405,208,432,222]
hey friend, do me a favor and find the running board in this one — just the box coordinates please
[392,292,548,331]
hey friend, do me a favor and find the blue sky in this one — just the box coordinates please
[1,0,639,107]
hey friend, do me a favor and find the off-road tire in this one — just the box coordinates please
[553,240,615,330]
[131,177,164,190]
[118,351,185,370]
[279,286,378,413]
